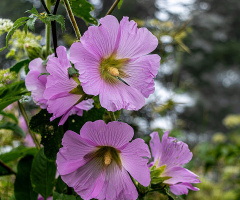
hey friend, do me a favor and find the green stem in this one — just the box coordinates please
[106,0,121,15]
[18,102,40,150]
[108,111,117,121]
[0,160,16,175]
[45,0,51,55]
[63,0,81,40]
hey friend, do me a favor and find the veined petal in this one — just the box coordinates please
[99,82,145,112]
[124,54,160,97]
[149,132,162,164]
[56,130,96,175]
[80,15,120,59]
[121,138,151,186]
[96,161,138,200]
[116,17,158,59]
[158,131,193,168]
[162,167,200,185]
[25,58,48,109]
[170,182,200,195]
[80,120,134,148]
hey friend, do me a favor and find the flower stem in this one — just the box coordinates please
[106,0,121,15]
[63,0,81,40]
[18,101,40,150]
[45,0,51,56]
[108,111,117,121]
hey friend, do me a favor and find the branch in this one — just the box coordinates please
[106,0,121,16]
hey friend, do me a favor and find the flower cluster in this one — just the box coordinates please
[25,15,200,200]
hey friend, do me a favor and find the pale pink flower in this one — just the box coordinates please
[149,131,200,195]
[70,15,160,112]
[57,120,151,200]
[43,46,94,125]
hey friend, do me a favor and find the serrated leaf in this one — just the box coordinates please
[69,0,98,25]
[31,148,56,199]
[26,15,38,31]
[47,15,65,32]
[0,146,38,163]
[14,155,38,200]
[6,17,29,49]
[118,0,124,9]
[0,81,28,111]
[53,192,76,200]
[67,107,105,133]
[0,122,26,137]
[27,6,39,15]
[29,110,64,160]
[10,59,30,74]
[23,23,28,34]
[0,111,18,123]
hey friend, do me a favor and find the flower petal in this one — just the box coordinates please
[80,120,134,148]
[170,182,200,195]
[99,82,145,112]
[70,42,102,96]
[56,130,96,175]
[96,161,138,200]
[124,54,160,97]
[162,166,200,185]
[158,131,193,168]
[80,15,120,59]
[116,17,158,59]
[121,138,151,187]
[149,132,161,164]
[25,58,48,109]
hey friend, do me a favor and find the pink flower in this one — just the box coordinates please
[25,58,48,109]
[56,120,151,200]
[149,131,200,195]
[70,15,160,112]
[43,46,94,125]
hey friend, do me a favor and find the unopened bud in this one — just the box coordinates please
[24,43,42,60]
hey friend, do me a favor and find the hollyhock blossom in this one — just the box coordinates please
[149,131,200,195]
[70,15,160,112]
[57,120,151,200]
[43,46,94,125]
[25,58,48,109]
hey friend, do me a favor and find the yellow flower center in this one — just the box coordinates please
[99,55,129,84]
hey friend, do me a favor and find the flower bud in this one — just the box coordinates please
[24,43,42,60]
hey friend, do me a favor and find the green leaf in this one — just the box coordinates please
[67,107,105,133]
[14,155,38,200]
[10,59,30,74]
[53,192,76,200]
[55,176,68,194]
[6,17,29,49]
[0,81,28,111]
[31,148,56,199]
[47,15,65,32]
[0,122,26,137]
[26,15,38,31]
[164,187,184,200]
[68,66,79,77]
[69,0,98,25]
[0,111,18,123]
[27,6,39,15]
[29,110,64,160]
[118,0,124,9]
[0,146,38,163]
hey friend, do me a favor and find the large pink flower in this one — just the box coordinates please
[70,15,160,112]
[149,131,200,195]
[56,120,151,200]
[43,46,94,125]
[25,58,48,109]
